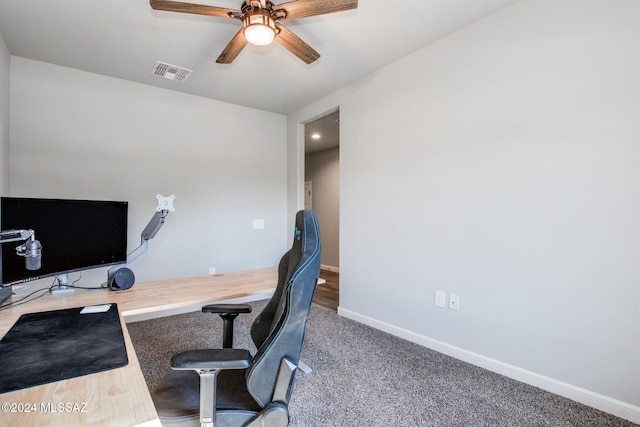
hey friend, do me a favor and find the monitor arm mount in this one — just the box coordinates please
[0,229,42,271]
[106,195,175,289]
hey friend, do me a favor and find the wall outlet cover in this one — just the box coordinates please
[435,290,446,308]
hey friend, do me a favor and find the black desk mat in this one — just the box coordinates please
[0,303,128,394]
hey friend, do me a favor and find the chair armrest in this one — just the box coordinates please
[202,303,252,314]
[171,349,252,371]
[202,304,253,348]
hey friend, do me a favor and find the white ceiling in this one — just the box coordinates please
[305,109,339,154]
[0,0,518,115]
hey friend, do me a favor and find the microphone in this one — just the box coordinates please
[24,239,42,271]
[15,237,42,271]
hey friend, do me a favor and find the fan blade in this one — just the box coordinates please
[150,0,238,19]
[216,28,248,64]
[275,0,358,21]
[275,24,320,64]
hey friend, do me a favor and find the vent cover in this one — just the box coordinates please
[152,61,192,82]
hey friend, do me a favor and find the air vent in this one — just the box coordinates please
[152,61,192,82]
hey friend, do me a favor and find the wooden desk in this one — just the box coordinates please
[0,267,278,427]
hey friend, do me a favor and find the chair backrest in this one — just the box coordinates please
[246,210,321,406]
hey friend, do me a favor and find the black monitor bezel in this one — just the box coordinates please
[1,197,128,286]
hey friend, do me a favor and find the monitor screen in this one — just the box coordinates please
[1,197,128,286]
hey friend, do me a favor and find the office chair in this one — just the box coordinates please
[152,210,322,427]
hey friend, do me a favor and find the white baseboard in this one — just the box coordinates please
[338,307,640,425]
[320,264,339,273]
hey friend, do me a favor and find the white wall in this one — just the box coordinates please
[9,57,288,287]
[0,32,9,194]
[305,147,339,268]
[289,0,640,422]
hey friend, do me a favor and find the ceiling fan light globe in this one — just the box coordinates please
[244,24,275,46]
[243,12,277,46]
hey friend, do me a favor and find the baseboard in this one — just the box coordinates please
[320,264,339,273]
[338,307,640,425]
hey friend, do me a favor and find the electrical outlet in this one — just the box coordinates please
[209,267,216,275]
[449,293,460,310]
[435,290,446,308]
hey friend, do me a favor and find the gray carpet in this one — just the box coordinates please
[127,301,636,426]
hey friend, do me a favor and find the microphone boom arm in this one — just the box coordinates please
[0,229,42,271]
[0,229,35,244]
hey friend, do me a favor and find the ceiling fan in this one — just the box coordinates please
[150,0,358,64]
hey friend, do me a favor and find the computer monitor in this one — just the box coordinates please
[1,197,128,287]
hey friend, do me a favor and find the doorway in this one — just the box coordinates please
[304,109,340,310]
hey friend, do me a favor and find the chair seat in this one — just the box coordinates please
[153,369,262,418]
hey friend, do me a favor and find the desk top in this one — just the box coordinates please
[0,267,278,427]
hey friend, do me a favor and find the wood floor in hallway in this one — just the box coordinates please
[313,269,339,311]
